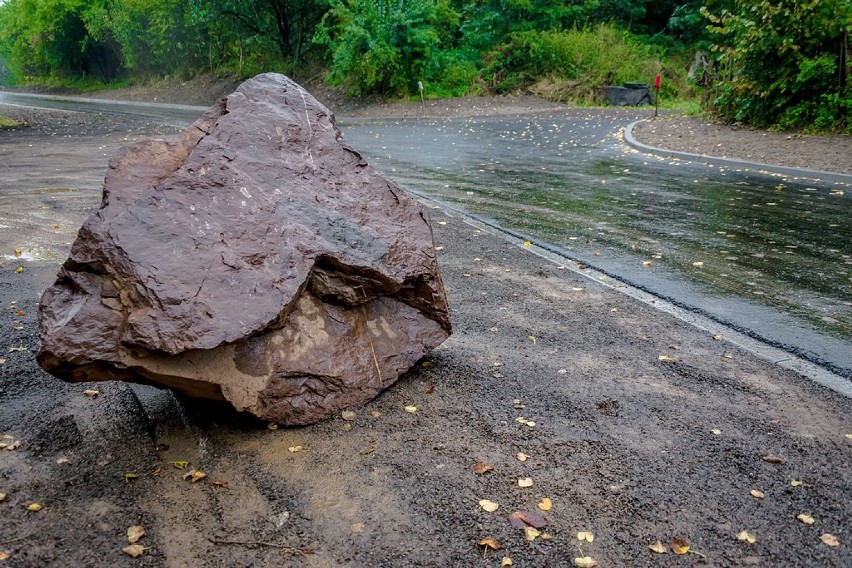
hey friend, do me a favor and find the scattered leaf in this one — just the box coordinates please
[528,335,537,344]
[341,410,357,421]
[577,531,595,543]
[26,502,42,512]
[0,359,5,365]
[184,470,207,483]
[122,544,145,558]
[479,499,499,513]
[711,428,722,435]
[574,556,598,567]
[518,478,533,488]
[56,456,69,464]
[170,461,189,470]
[541,533,553,540]
[692,261,704,268]
[267,422,278,430]
[501,557,513,567]
[523,241,531,247]
[4,440,21,451]
[713,334,725,341]
[211,480,229,489]
[13,248,22,257]
[796,513,815,525]
[737,530,756,543]
[350,522,364,533]
[82,389,99,399]
[477,537,501,551]
[123,473,139,482]
[790,479,803,487]
[524,527,541,541]
[0,493,6,502]
[515,417,536,427]
[845,433,852,440]
[8,347,26,352]
[359,444,376,456]
[0,551,11,561]
[762,454,783,464]
[421,361,432,368]
[537,497,552,511]
[671,538,690,555]
[571,287,584,292]
[127,525,145,544]
[472,462,493,475]
[15,266,23,273]
[14,310,24,316]
[508,510,547,529]
[369,410,382,418]
[657,354,675,362]
[288,445,303,453]
[516,452,529,462]
[648,540,667,554]
[750,489,765,499]
[404,405,418,413]
[820,533,839,547]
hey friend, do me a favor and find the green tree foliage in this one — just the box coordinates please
[704,0,852,131]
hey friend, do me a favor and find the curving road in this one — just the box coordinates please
[2,91,850,384]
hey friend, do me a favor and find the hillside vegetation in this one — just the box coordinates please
[0,0,848,131]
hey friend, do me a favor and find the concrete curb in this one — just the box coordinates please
[624,119,852,186]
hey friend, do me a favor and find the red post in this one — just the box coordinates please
[654,73,661,118]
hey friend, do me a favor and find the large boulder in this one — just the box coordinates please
[37,73,451,425]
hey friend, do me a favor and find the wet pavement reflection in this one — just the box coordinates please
[339,115,852,376]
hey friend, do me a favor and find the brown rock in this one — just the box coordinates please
[37,73,451,425]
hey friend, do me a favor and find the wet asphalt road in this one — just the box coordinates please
[2,92,850,381]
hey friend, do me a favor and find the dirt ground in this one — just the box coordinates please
[1,102,850,567]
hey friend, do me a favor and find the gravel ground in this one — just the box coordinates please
[0,105,850,567]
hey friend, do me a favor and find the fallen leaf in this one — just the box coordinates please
[737,530,756,543]
[369,410,382,418]
[26,502,42,512]
[711,428,722,435]
[341,410,357,421]
[643,261,653,267]
[359,444,376,456]
[537,497,552,511]
[577,531,595,542]
[14,310,24,316]
[479,499,499,513]
[524,527,541,541]
[658,354,675,362]
[820,533,840,547]
[15,266,23,273]
[421,361,432,368]
[541,533,553,540]
[350,522,364,533]
[0,358,5,364]
[518,477,533,488]
[13,248,22,257]
[750,489,765,499]
[82,389,99,398]
[762,454,783,464]
[528,335,537,344]
[211,480,229,489]
[790,479,803,487]
[0,493,6,502]
[4,440,21,451]
[267,422,278,430]
[56,456,68,464]
[472,462,493,475]
[692,261,704,268]
[184,470,207,483]
[671,538,690,555]
[477,537,501,550]
[574,556,598,567]
[170,461,189,470]
[508,510,547,529]
[0,551,11,561]
[523,241,531,247]
[501,557,513,567]
[648,540,667,554]
[713,334,725,341]
[516,452,529,462]
[404,405,418,413]
[288,445,303,453]
[8,347,26,352]
[796,513,815,525]
[127,525,145,544]
[124,473,139,482]
[122,544,145,558]
[845,433,852,439]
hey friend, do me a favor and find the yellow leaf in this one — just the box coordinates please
[537,497,552,511]
[15,266,23,273]
[790,479,803,487]
[528,335,537,344]
[472,462,493,475]
[0,551,11,561]
[643,261,652,267]
[541,533,553,540]
[13,248,22,257]
[127,525,145,544]
[479,499,499,513]
[288,445,303,453]
[749,489,765,499]
[737,530,756,543]
[477,537,501,550]
[267,422,279,430]
[27,502,43,512]
[122,544,145,558]
[820,533,840,547]
[516,452,529,462]
[0,492,5,502]
[369,410,382,418]
[124,473,139,482]
[518,477,533,488]
[648,540,667,554]
[577,531,594,543]
[523,241,531,247]
[796,513,815,525]
[184,470,207,483]
[501,557,513,567]
[404,405,418,413]
[170,461,189,470]
[524,527,540,541]
[574,556,598,567]
[82,389,99,398]
[671,538,690,555]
